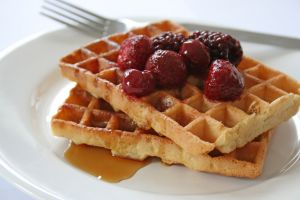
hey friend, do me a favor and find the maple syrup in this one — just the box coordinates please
[64,143,149,182]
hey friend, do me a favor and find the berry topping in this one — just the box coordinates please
[117,35,153,70]
[152,32,186,52]
[179,39,210,73]
[122,69,155,97]
[189,31,243,66]
[204,59,244,101]
[145,50,187,88]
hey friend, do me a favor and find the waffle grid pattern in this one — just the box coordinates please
[52,85,271,178]
[59,20,300,155]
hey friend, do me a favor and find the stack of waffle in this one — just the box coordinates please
[51,20,300,178]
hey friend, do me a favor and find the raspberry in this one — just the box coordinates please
[179,39,210,74]
[145,50,187,88]
[152,32,186,52]
[189,31,243,66]
[204,59,244,101]
[122,69,156,97]
[117,35,153,70]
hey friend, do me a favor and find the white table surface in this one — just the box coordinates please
[0,0,299,199]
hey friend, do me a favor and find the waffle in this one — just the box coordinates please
[51,85,272,178]
[59,20,300,155]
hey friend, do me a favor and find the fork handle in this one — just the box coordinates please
[182,22,300,49]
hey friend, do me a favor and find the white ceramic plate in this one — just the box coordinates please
[0,23,300,200]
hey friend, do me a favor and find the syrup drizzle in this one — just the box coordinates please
[65,143,149,183]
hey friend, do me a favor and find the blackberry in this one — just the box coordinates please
[152,32,186,52]
[189,31,243,66]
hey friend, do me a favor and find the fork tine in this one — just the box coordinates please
[42,5,103,34]
[40,11,100,37]
[50,0,110,23]
[45,0,106,27]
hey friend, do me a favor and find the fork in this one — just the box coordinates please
[41,0,300,49]
[41,0,145,37]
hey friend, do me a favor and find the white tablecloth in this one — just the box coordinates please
[0,0,299,199]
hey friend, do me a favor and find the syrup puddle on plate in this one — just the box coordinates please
[65,143,150,183]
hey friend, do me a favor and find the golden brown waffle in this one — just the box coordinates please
[59,20,300,155]
[52,85,271,178]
